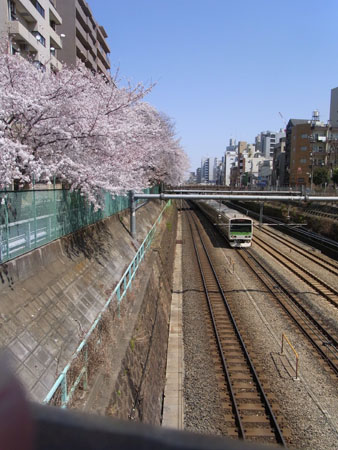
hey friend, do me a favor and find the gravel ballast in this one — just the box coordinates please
[182,205,338,449]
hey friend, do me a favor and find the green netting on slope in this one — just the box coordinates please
[0,186,159,263]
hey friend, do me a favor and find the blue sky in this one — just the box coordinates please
[90,0,338,171]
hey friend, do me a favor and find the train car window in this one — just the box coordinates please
[230,220,252,233]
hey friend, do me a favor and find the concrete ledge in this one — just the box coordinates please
[162,212,184,429]
[31,402,271,450]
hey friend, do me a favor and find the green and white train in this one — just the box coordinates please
[196,200,253,248]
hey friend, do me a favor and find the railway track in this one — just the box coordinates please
[257,226,338,275]
[252,235,338,309]
[226,201,338,260]
[185,207,287,446]
[238,248,338,377]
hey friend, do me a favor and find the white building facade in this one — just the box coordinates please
[0,0,63,72]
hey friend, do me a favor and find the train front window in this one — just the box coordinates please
[230,220,252,233]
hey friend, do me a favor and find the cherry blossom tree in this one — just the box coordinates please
[0,44,189,207]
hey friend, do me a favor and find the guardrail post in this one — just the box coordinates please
[129,190,136,239]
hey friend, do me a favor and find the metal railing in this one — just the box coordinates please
[43,200,171,407]
[0,187,159,264]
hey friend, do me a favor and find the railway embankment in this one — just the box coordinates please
[0,199,177,424]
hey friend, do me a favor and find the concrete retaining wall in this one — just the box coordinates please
[81,203,178,425]
[0,200,169,404]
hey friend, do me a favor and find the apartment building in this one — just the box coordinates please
[271,137,286,187]
[0,0,63,72]
[56,0,110,78]
[288,115,338,188]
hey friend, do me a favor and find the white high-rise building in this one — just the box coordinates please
[200,157,218,183]
[223,151,237,186]
[260,130,285,158]
[0,0,63,72]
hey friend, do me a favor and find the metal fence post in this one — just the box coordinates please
[61,375,68,407]
[33,178,37,247]
[129,190,136,239]
[5,194,9,260]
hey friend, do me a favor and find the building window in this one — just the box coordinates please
[30,0,45,18]
[32,31,46,47]
[301,146,307,151]
[33,60,46,72]
[300,158,307,164]
[301,134,308,138]
[297,178,304,183]
[9,0,17,20]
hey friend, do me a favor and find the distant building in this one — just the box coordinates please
[285,119,308,185]
[271,137,286,187]
[222,139,238,186]
[255,134,262,153]
[237,141,247,156]
[201,157,218,183]
[259,130,285,159]
[244,152,265,187]
[257,159,273,187]
[287,112,338,188]
[226,138,237,153]
[56,0,111,78]
[330,87,338,128]
[187,171,196,184]
[0,0,63,72]
[196,167,202,183]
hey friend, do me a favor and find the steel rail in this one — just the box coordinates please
[240,250,338,376]
[186,207,286,446]
[254,226,338,274]
[186,211,245,440]
[190,198,338,377]
[252,235,338,309]
[225,201,338,258]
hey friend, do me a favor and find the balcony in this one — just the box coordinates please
[76,0,89,30]
[15,0,40,23]
[96,28,110,53]
[75,37,88,61]
[49,2,62,26]
[76,19,88,44]
[8,20,39,53]
[96,56,109,76]
[97,45,110,69]
[49,54,62,72]
[49,27,62,49]
[86,49,95,67]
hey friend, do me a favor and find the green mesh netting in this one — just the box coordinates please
[0,186,159,263]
